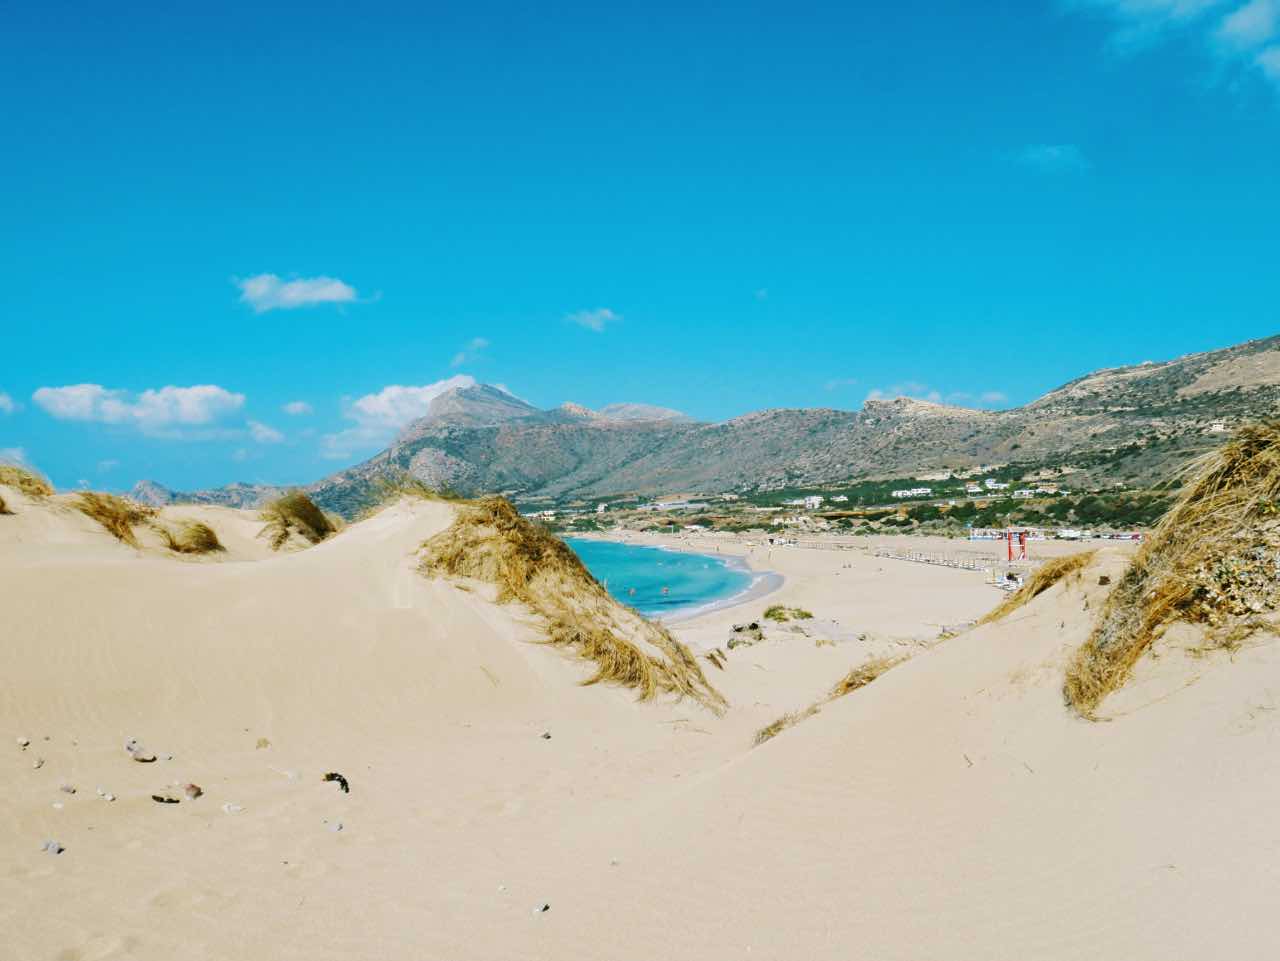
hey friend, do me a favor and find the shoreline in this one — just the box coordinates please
[569,532,786,625]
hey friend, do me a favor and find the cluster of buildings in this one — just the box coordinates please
[891,486,934,499]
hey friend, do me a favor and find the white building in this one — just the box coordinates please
[984,479,1010,490]
[831,495,849,503]
[804,495,825,510]
[595,503,607,513]
[1013,489,1036,499]
[891,487,933,499]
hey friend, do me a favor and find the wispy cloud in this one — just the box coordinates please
[0,447,27,465]
[248,420,285,444]
[451,336,490,367]
[321,375,475,459]
[0,391,16,414]
[566,308,619,332]
[282,400,313,416]
[235,273,358,313]
[97,459,119,473]
[824,377,859,391]
[1066,0,1280,90]
[32,384,245,436]
[1017,143,1092,173]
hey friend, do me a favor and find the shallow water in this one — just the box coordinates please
[565,537,753,618]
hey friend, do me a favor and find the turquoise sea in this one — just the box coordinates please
[565,537,754,619]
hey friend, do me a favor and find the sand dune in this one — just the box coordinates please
[2,481,1275,960]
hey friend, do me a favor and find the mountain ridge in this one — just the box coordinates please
[131,334,1280,514]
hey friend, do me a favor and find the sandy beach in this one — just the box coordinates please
[2,484,1273,961]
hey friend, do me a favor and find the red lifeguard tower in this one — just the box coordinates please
[1004,528,1029,562]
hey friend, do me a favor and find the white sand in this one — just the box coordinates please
[2,487,1273,960]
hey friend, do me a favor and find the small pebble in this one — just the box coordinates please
[328,821,344,832]
[183,783,203,800]
[498,884,507,893]
[59,783,76,794]
[540,732,552,740]
[52,802,64,810]
[41,839,64,855]
[151,794,180,805]
[222,802,244,815]
[17,736,30,749]
[533,903,551,914]
[32,757,44,770]
[124,738,156,763]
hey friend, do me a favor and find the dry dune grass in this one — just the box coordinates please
[158,520,224,554]
[74,492,157,547]
[0,465,55,498]
[1066,423,1280,716]
[420,496,725,711]
[260,491,336,550]
[755,655,904,745]
[0,492,8,515]
[978,551,1097,625]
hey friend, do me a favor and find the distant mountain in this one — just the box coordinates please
[130,479,283,510]
[140,335,1280,516]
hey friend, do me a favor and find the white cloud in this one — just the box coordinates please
[980,390,1009,405]
[0,446,27,465]
[235,273,357,313]
[566,308,619,332]
[32,384,245,435]
[282,400,313,416]
[1217,0,1279,48]
[450,336,490,368]
[1067,0,1280,89]
[97,459,119,473]
[0,391,16,414]
[231,448,251,463]
[249,420,285,444]
[1259,43,1280,75]
[321,375,475,459]
[1017,144,1092,173]
[824,377,859,391]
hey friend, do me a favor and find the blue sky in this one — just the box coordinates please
[2,0,1278,491]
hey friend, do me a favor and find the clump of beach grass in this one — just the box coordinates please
[419,496,725,712]
[764,604,813,622]
[0,465,55,498]
[158,520,224,554]
[259,491,336,550]
[978,551,1097,625]
[755,655,904,745]
[0,492,9,515]
[1065,422,1280,716]
[74,492,157,547]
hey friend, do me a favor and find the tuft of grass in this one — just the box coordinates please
[978,551,1097,625]
[0,465,55,498]
[354,472,465,520]
[259,491,336,550]
[1065,422,1280,716]
[755,655,904,745]
[74,492,156,547]
[0,492,9,515]
[419,496,725,712]
[158,520,224,554]
[764,604,813,622]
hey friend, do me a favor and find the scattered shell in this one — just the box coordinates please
[59,783,76,794]
[323,772,350,794]
[151,794,180,805]
[498,884,507,893]
[533,903,551,914]
[17,736,31,749]
[221,802,244,815]
[52,801,64,810]
[32,757,44,770]
[41,839,64,855]
[540,732,552,740]
[183,783,203,800]
[327,821,344,833]
[124,738,156,763]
